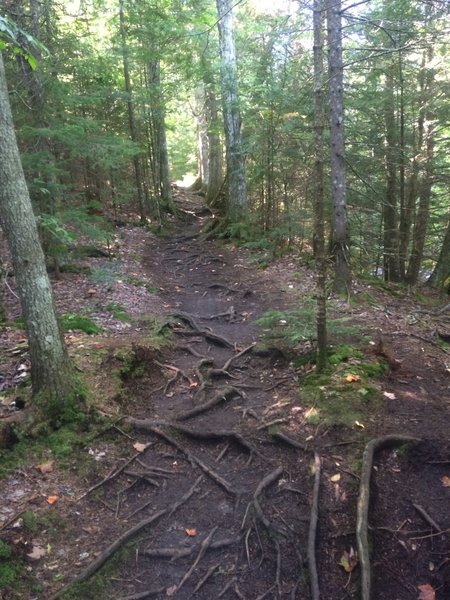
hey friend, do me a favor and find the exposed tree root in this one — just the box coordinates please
[50,477,202,599]
[357,435,420,600]
[176,386,243,421]
[190,562,220,597]
[221,342,256,372]
[144,537,238,560]
[116,589,165,600]
[253,466,285,535]
[175,526,218,593]
[270,431,309,452]
[307,452,321,600]
[125,421,238,496]
[159,421,264,458]
[76,452,140,502]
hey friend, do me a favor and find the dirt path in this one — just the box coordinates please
[1,189,449,600]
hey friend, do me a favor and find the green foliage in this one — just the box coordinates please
[22,510,64,535]
[0,15,48,67]
[60,314,101,335]
[0,540,12,559]
[257,296,358,346]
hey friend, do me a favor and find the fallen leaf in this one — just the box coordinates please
[36,461,54,474]
[330,473,341,482]
[166,584,177,596]
[383,391,396,400]
[346,374,361,382]
[47,496,59,505]
[27,545,46,560]
[339,547,358,573]
[185,528,197,537]
[441,475,450,488]
[354,420,365,429]
[133,442,149,453]
[417,583,435,600]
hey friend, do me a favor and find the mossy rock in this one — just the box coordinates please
[60,314,101,335]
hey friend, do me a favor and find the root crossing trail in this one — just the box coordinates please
[52,189,449,600]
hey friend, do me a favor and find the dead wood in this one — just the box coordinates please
[127,422,238,496]
[190,563,221,598]
[357,435,420,600]
[116,589,165,600]
[271,431,309,452]
[221,342,256,372]
[178,344,206,359]
[175,526,218,594]
[307,452,321,600]
[412,503,442,533]
[144,538,238,560]
[176,386,242,421]
[208,283,240,294]
[76,452,140,502]
[50,477,201,599]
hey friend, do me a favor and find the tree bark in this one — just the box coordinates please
[428,216,450,291]
[119,0,146,221]
[382,63,400,282]
[0,52,79,425]
[216,0,248,222]
[314,0,327,373]
[326,0,350,294]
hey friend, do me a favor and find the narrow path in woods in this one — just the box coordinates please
[25,188,447,600]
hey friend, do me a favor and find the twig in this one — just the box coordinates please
[190,563,220,597]
[50,478,201,599]
[221,342,256,372]
[412,503,442,533]
[176,526,218,593]
[135,424,238,496]
[409,528,450,540]
[115,589,165,600]
[76,452,140,502]
[307,452,321,600]
[217,577,237,598]
[356,435,420,600]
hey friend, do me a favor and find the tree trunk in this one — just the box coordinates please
[205,82,223,208]
[327,0,350,294]
[406,47,435,285]
[382,64,401,282]
[428,216,450,291]
[0,53,80,425]
[313,0,327,374]
[119,0,146,221]
[216,0,248,222]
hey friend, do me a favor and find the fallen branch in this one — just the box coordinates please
[307,452,321,600]
[127,423,238,496]
[221,342,256,372]
[175,526,218,594]
[144,537,238,560]
[357,435,420,600]
[412,503,442,533]
[115,589,165,600]
[176,386,242,421]
[76,452,140,502]
[50,477,202,599]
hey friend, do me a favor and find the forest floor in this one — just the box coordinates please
[0,188,449,600]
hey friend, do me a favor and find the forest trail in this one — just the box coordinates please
[0,188,449,600]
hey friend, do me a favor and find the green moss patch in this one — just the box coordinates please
[60,313,101,335]
[300,345,385,428]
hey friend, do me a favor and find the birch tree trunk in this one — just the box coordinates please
[0,53,80,425]
[326,0,350,294]
[216,0,247,222]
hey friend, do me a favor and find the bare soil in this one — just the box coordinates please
[0,188,449,600]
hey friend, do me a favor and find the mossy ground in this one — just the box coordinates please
[299,345,386,428]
